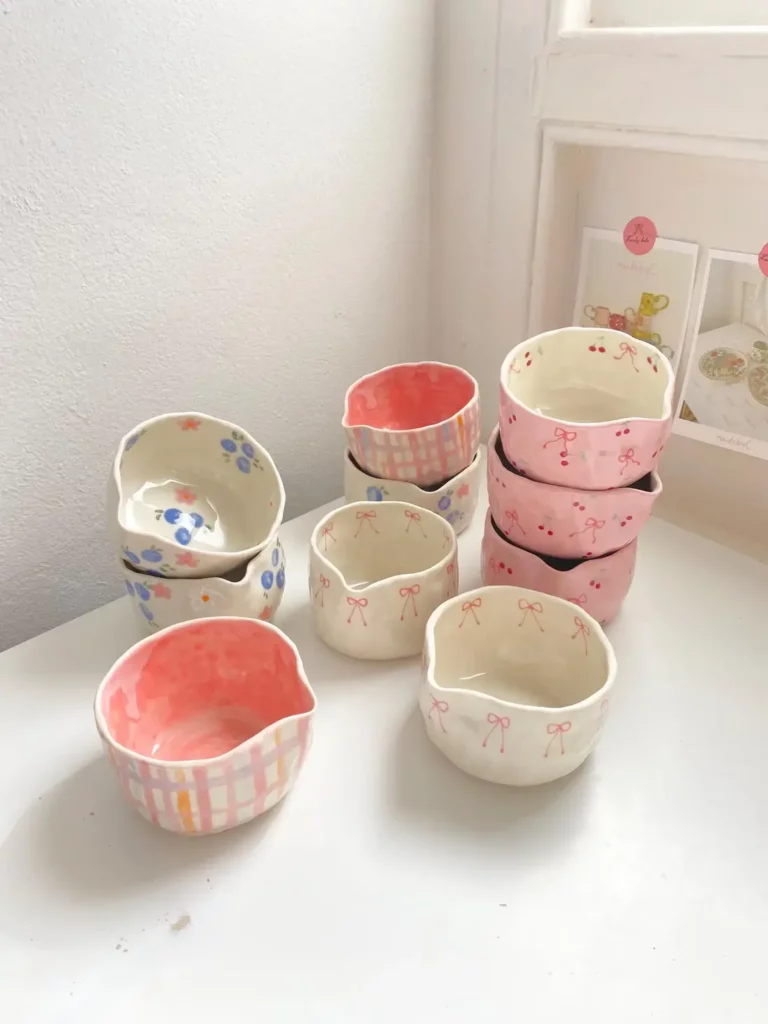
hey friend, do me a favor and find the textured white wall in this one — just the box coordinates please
[0,0,432,649]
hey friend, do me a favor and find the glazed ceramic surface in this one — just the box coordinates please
[499,328,674,489]
[95,618,316,835]
[109,412,285,578]
[488,426,661,559]
[343,362,481,486]
[309,501,458,660]
[121,531,285,634]
[343,449,481,536]
[481,510,636,625]
[419,586,616,786]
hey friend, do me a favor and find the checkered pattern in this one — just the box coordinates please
[346,405,481,487]
[104,716,313,835]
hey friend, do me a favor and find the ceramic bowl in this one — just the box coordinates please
[108,412,285,578]
[94,618,316,835]
[419,586,616,786]
[342,362,481,487]
[121,531,285,634]
[309,500,458,660]
[481,510,636,625]
[488,426,661,559]
[343,448,481,536]
[499,328,674,489]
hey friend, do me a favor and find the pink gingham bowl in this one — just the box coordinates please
[499,328,674,490]
[481,509,637,625]
[94,618,316,835]
[343,362,481,487]
[488,426,662,559]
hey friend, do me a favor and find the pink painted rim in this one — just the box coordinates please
[341,361,479,433]
[94,617,317,770]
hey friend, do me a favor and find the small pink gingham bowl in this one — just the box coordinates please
[499,328,674,490]
[481,510,637,625]
[94,618,316,835]
[342,362,481,487]
[488,426,662,559]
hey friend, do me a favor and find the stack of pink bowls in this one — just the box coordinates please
[482,327,674,624]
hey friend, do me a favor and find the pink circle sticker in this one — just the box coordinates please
[758,244,768,277]
[623,217,657,256]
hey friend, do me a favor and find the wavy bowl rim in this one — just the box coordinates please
[344,446,483,497]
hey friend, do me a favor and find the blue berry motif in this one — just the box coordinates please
[175,527,192,546]
[164,508,182,525]
[190,512,204,529]
[125,580,135,596]
[438,495,451,511]
[367,486,384,501]
[236,456,251,474]
[139,603,154,621]
[142,548,164,563]
[241,442,255,460]
[221,432,261,473]
[125,434,140,451]
[221,438,237,453]
[276,567,285,590]
[123,548,140,566]
[261,570,274,590]
[135,583,152,602]
[447,510,461,525]
[271,546,280,568]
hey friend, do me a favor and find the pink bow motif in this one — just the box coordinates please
[568,516,605,544]
[504,509,526,535]
[354,510,379,537]
[321,521,336,551]
[489,557,504,576]
[482,712,510,754]
[429,696,449,733]
[613,341,639,372]
[600,697,610,717]
[618,448,640,475]
[460,598,482,627]
[544,721,572,757]
[404,509,426,537]
[447,562,456,576]
[346,596,368,625]
[567,593,587,608]
[509,358,521,375]
[571,616,590,654]
[518,598,544,631]
[313,574,330,606]
[543,427,578,456]
[399,584,420,620]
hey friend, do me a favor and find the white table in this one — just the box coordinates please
[2,486,767,1022]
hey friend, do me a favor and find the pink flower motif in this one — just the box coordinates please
[259,606,272,621]
[176,551,199,568]
[179,417,201,431]
[456,483,470,499]
[151,582,172,600]
[175,487,197,505]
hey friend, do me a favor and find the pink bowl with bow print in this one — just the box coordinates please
[481,510,637,626]
[488,426,662,559]
[499,328,674,490]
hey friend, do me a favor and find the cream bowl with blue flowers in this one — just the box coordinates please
[109,412,285,579]
[343,448,481,536]
[120,530,286,635]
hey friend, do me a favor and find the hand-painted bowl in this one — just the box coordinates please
[121,531,286,634]
[108,412,285,579]
[309,501,458,660]
[488,426,662,559]
[481,510,636,625]
[419,586,616,786]
[343,448,481,536]
[499,328,674,489]
[94,618,316,835]
[343,362,481,486]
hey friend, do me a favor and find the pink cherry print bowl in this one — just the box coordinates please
[499,328,674,489]
[94,618,316,835]
[487,426,662,559]
[120,530,286,635]
[343,448,482,536]
[481,510,637,625]
[342,362,481,487]
[108,412,285,579]
[309,501,458,660]
[419,586,616,786]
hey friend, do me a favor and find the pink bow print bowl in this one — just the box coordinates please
[488,426,662,559]
[481,510,636,625]
[499,328,673,489]
[342,362,481,487]
[419,586,616,786]
[94,618,316,835]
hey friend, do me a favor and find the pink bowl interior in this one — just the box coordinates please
[99,620,314,761]
[345,364,475,431]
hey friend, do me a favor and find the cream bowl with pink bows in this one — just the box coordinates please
[342,362,481,487]
[488,426,662,559]
[499,328,674,490]
[309,501,458,660]
[419,586,617,786]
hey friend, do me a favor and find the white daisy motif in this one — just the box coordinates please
[189,586,226,615]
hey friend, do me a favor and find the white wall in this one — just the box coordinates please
[0,0,433,649]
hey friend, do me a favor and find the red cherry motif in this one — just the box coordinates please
[561,460,568,466]
[627,515,633,521]
[598,346,605,353]
[572,501,579,507]
[499,561,505,569]
[589,580,601,590]
[615,428,631,437]
[507,568,513,575]
[579,505,585,511]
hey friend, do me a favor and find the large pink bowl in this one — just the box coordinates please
[499,328,674,489]
[481,510,637,625]
[343,362,481,486]
[488,426,662,559]
[94,618,316,835]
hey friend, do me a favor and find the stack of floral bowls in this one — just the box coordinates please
[107,412,287,634]
[483,328,674,624]
[341,362,483,535]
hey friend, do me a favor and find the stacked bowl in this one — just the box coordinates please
[107,412,287,634]
[483,328,674,624]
